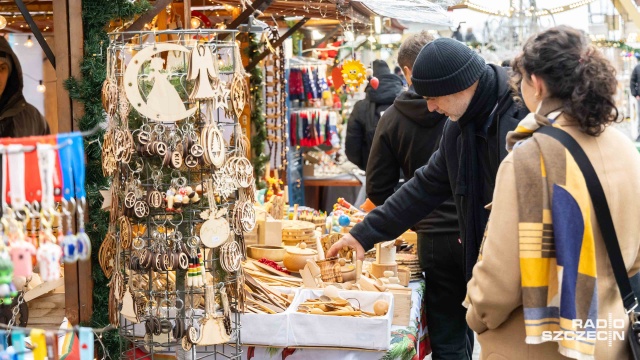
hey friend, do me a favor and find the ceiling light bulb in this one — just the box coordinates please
[25,35,33,48]
[37,80,45,93]
[190,17,202,29]
[0,16,7,30]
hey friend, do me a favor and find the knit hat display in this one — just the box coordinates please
[411,38,486,97]
[372,59,391,77]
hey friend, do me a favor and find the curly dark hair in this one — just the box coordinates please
[511,25,619,136]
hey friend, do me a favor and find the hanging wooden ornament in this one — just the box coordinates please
[98,232,117,278]
[119,216,132,250]
[220,240,241,272]
[188,44,218,101]
[341,59,367,88]
[124,43,196,122]
[200,214,230,249]
[230,74,249,120]
[197,316,230,346]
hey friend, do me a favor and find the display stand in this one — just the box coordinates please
[104,29,253,360]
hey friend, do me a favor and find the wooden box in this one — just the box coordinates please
[25,277,65,329]
[389,287,412,326]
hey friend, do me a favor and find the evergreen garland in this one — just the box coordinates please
[248,32,268,189]
[64,1,150,358]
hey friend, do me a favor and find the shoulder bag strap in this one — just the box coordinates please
[536,125,639,313]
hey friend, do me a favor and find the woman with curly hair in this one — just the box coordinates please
[464,25,640,359]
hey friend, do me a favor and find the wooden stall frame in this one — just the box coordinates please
[52,0,90,325]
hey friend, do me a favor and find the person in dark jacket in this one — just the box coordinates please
[328,37,529,298]
[630,63,640,141]
[0,37,49,138]
[365,32,465,360]
[452,25,464,42]
[345,60,403,171]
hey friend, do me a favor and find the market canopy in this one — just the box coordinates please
[351,0,453,27]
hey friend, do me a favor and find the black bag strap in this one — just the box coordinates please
[536,126,639,313]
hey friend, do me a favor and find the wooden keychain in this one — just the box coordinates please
[199,179,230,248]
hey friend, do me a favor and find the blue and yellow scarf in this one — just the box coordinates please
[506,105,598,360]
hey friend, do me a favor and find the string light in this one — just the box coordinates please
[24,35,33,48]
[190,17,202,29]
[37,80,45,93]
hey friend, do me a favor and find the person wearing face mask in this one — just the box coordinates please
[465,25,640,360]
[327,39,528,356]
[0,37,49,138]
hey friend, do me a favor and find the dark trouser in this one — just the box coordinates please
[418,232,473,360]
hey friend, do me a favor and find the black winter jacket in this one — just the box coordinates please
[351,65,529,280]
[0,37,49,138]
[365,88,458,235]
[345,73,403,170]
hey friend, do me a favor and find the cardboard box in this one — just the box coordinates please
[288,289,393,350]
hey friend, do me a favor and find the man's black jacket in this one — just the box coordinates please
[351,64,529,280]
[365,88,458,236]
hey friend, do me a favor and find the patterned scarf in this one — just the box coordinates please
[507,99,599,359]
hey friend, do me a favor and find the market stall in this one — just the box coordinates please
[0,1,440,359]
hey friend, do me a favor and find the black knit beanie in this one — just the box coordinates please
[411,38,486,97]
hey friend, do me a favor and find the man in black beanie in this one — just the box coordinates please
[328,38,529,358]
[345,59,403,171]
[365,32,463,359]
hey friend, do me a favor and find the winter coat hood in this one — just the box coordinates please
[0,37,26,121]
[393,88,446,128]
[366,73,403,105]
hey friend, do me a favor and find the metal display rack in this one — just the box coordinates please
[104,29,248,360]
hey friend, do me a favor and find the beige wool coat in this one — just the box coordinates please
[465,116,640,360]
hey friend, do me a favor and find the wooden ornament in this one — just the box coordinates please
[119,216,133,250]
[181,336,192,351]
[147,190,163,208]
[184,155,198,168]
[137,130,151,145]
[230,73,249,119]
[197,316,230,346]
[124,43,196,122]
[188,44,218,101]
[199,217,230,248]
[134,200,150,218]
[120,287,139,323]
[190,144,204,158]
[171,151,183,169]
[98,233,116,278]
[124,192,137,208]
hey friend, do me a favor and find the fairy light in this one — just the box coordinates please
[459,0,596,16]
[37,80,45,93]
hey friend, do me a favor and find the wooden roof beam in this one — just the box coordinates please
[245,17,309,71]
